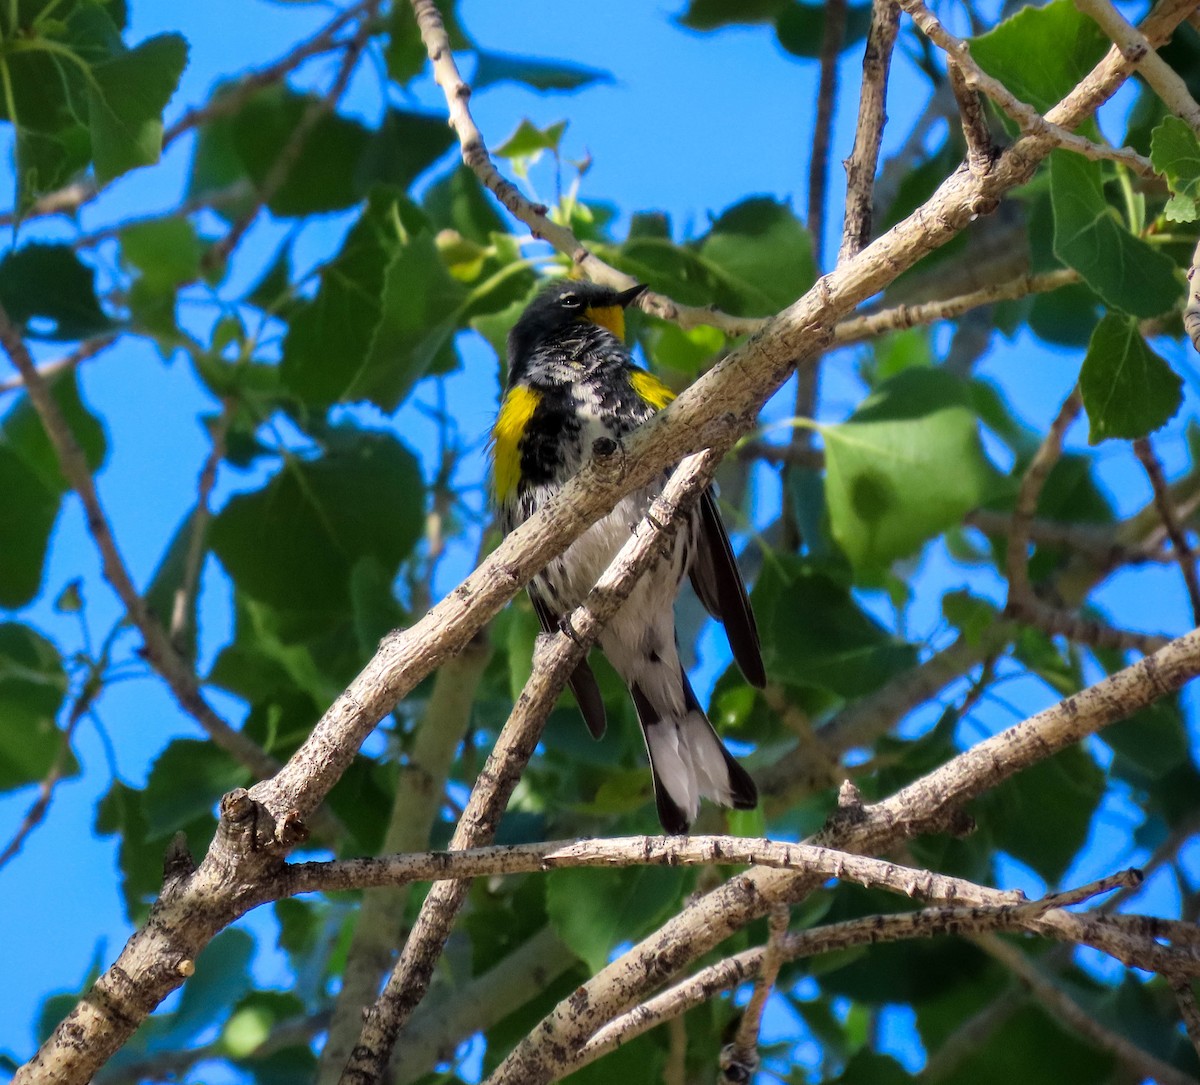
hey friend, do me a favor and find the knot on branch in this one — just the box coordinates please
[218,790,311,864]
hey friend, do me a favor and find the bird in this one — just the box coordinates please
[490,279,765,834]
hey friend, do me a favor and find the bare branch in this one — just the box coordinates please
[1135,435,1200,627]
[1006,387,1083,608]
[719,906,789,1084]
[1186,236,1200,354]
[900,0,1159,178]
[0,304,279,780]
[840,0,901,262]
[1170,975,1200,1066]
[1075,0,1200,132]
[0,334,118,395]
[948,61,995,175]
[337,449,725,1084]
[977,933,1198,1085]
[408,0,763,337]
[316,633,492,1084]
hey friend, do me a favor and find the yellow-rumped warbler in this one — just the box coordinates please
[491,280,764,833]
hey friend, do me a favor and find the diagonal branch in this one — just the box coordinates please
[0,304,279,780]
[899,0,1159,178]
[1134,435,1200,627]
[840,0,901,262]
[336,448,726,1084]
[1075,0,1200,132]
[25,1,1198,1078]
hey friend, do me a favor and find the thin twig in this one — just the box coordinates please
[948,61,995,174]
[0,334,118,395]
[206,7,376,270]
[1006,387,1083,610]
[0,303,280,780]
[899,0,1159,178]
[0,675,99,869]
[1135,436,1200,627]
[169,398,235,649]
[720,905,789,1083]
[810,0,847,271]
[834,268,1079,344]
[977,933,1198,1085]
[1075,0,1200,132]
[840,0,901,262]
[1169,975,1200,1065]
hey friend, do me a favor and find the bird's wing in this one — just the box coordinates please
[689,488,766,688]
[528,589,608,739]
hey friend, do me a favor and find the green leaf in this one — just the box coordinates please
[471,50,611,92]
[231,86,370,217]
[121,217,203,290]
[699,196,815,314]
[209,429,424,622]
[0,447,60,609]
[678,0,790,30]
[423,163,507,242]
[88,33,189,182]
[0,244,113,340]
[142,738,251,839]
[976,744,1104,881]
[972,0,1110,112]
[0,622,70,792]
[347,228,466,410]
[1104,700,1190,782]
[14,124,91,213]
[384,0,428,85]
[546,863,689,972]
[494,118,568,159]
[356,108,456,191]
[143,506,204,661]
[774,2,874,59]
[821,368,997,569]
[0,372,105,605]
[284,193,464,410]
[1151,115,1200,221]
[2,369,108,489]
[1079,313,1182,442]
[1050,152,1182,319]
[752,559,917,696]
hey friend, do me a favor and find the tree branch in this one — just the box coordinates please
[1075,0,1200,132]
[840,0,901,262]
[25,0,1197,1076]
[336,449,725,1084]
[1135,435,1200,627]
[899,0,1159,178]
[976,932,1198,1085]
[0,304,279,780]
[315,632,492,1084]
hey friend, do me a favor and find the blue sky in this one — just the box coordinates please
[1,0,1197,1077]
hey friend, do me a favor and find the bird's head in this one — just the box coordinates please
[507,280,647,375]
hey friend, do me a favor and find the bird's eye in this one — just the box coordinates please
[560,292,581,308]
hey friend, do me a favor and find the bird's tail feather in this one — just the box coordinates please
[630,671,757,834]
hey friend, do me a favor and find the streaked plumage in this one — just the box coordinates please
[491,280,764,833]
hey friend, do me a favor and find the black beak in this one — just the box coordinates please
[617,283,649,308]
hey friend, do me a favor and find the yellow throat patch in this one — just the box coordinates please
[492,385,541,502]
[585,305,625,340]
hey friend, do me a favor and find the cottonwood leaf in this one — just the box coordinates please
[821,368,996,569]
[1079,313,1182,442]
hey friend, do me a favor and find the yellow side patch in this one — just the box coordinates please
[585,304,625,341]
[630,369,676,411]
[491,385,541,501]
